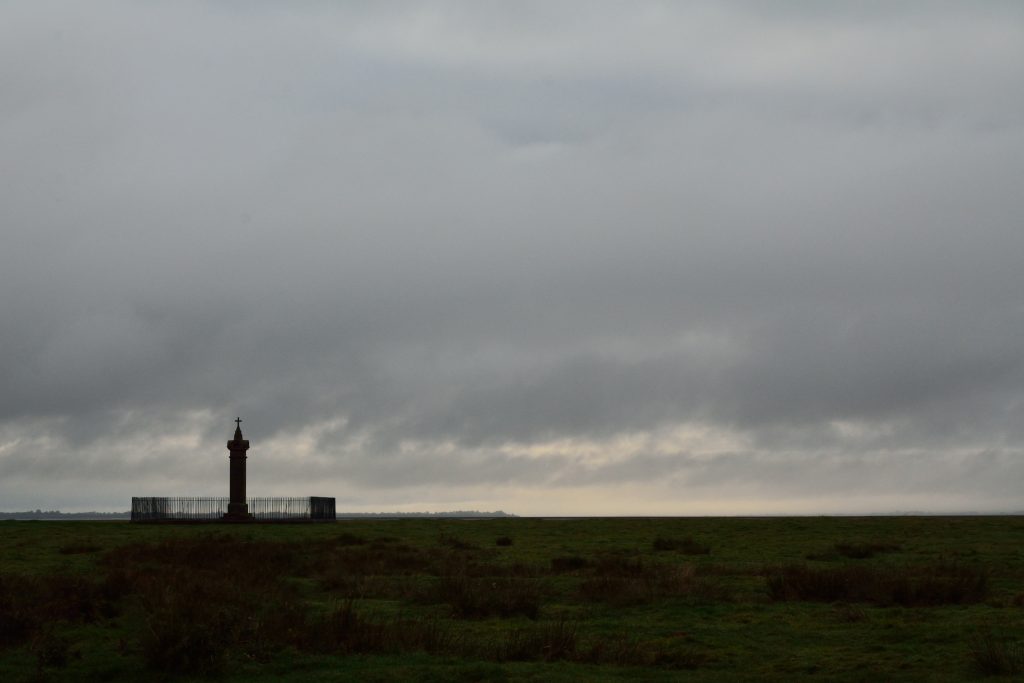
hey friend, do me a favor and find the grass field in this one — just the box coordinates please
[1,516,1023,681]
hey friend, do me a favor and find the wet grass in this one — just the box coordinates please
[0,516,1022,681]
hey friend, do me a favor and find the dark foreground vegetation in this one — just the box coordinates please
[1,517,1022,681]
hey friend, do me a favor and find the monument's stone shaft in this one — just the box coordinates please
[226,418,251,520]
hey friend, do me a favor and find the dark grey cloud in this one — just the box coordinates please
[1,1,1023,513]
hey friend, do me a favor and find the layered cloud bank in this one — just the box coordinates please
[2,2,1023,513]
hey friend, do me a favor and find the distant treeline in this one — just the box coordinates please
[0,510,130,520]
[336,510,517,518]
[1,509,517,520]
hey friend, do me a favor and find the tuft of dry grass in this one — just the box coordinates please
[969,632,1024,676]
[302,600,454,655]
[766,562,987,606]
[578,559,722,606]
[430,573,543,619]
[498,619,578,662]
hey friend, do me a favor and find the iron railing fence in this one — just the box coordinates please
[131,496,336,522]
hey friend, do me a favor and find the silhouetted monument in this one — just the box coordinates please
[225,417,251,520]
[129,417,336,523]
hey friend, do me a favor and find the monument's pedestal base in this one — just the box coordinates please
[223,502,252,522]
[222,513,253,522]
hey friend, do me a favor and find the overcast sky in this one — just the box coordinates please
[2,1,1023,514]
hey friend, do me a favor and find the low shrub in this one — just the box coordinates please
[550,556,589,573]
[591,556,647,577]
[0,576,37,649]
[0,573,112,650]
[41,574,109,622]
[58,543,101,555]
[832,603,868,623]
[495,536,513,547]
[140,602,230,675]
[332,532,368,546]
[102,536,312,672]
[306,600,390,654]
[766,563,987,606]
[134,562,306,673]
[437,534,478,551]
[890,564,988,606]
[807,541,903,561]
[579,562,714,606]
[103,534,304,589]
[579,576,647,606]
[653,536,711,555]
[320,542,436,580]
[695,563,756,577]
[834,542,901,559]
[31,629,73,670]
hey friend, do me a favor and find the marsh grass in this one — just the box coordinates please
[765,562,988,605]
[1,516,1022,681]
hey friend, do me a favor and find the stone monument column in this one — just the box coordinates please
[225,418,251,520]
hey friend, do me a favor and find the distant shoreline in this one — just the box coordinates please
[2,510,1021,520]
[0,510,518,520]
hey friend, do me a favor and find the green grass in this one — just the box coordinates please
[1,516,1023,681]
